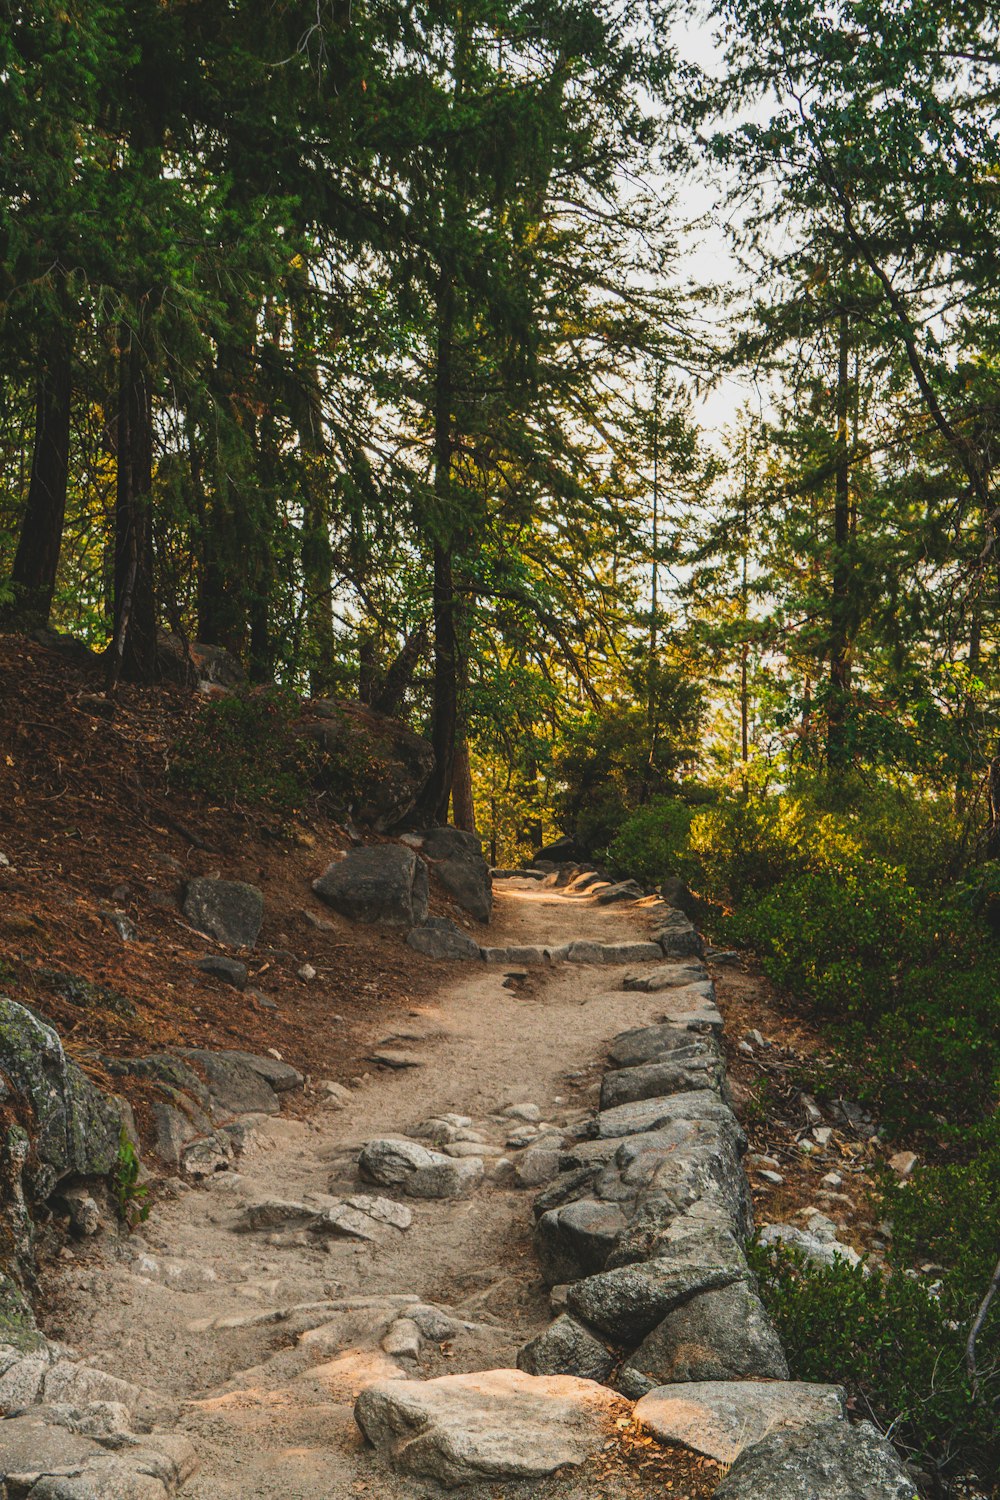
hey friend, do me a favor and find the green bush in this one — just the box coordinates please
[603,797,696,886]
[750,1240,998,1488]
[169,688,320,810]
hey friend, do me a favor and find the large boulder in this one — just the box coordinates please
[182,878,264,948]
[532,836,584,864]
[0,1001,123,1200]
[566,1228,748,1342]
[313,845,429,929]
[355,1369,629,1486]
[713,1418,916,1499]
[634,1380,846,1464]
[157,630,245,689]
[624,1278,789,1383]
[407,828,492,924]
[300,700,435,831]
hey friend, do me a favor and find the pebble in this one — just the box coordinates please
[758,1170,784,1186]
[298,963,317,980]
[889,1150,918,1178]
[821,1172,843,1189]
[812,1126,833,1146]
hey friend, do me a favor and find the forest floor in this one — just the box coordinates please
[42,885,727,1499]
[0,633,892,1494]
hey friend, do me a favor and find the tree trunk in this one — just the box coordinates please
[372,622,429,718]
[451,731,477,832]
[108,321,158,688]
[5,328,73,628]
[416,259,459,825]
[827,304,853,769]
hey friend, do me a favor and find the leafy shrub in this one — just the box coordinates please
[603,796,696,886]
[169,688,320,809]
[750,1240,998,1488]
[112,1128,150,1229]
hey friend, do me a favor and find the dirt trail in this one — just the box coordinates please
[48,883,674,1499]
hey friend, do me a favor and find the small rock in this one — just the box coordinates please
[514,1150,562,1188]
[889,1150,918,1178]
[745,1153,781,1171]
[183,877,264,948]
[298,963,317,981]
[517,1314,615,1383]
[758,1169,784,1186]
[812,1126,833,1146]
[197,954,248,989]
[382,1317,422,1359]
[367,1049,423,1069]
[821,1172,843,1189]
[504,1103,541,1122]
[799,1093,823,1126]
[320,1081,352,1106]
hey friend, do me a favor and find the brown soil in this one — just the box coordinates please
[0,633,472,1139]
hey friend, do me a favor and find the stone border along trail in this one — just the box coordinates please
[9,872,915,1499]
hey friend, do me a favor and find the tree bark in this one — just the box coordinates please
[827,304,853,769]
[108,320,158,687]
[451,731,477,832]
[372,622,429,718]
[5,327,73,629]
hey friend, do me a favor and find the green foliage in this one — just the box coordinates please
[750,1240,998,1486]
[553,658,703,852]
[112,1129,150,1230]
[604,796,696,886]
[169,689,320,810]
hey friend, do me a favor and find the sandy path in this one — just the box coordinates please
[49,883,671,1499]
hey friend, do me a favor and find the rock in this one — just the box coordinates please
[888,1150,918,1178]
[813,1126,833,1146]
[504,1102,542,1122]
[413,827,493,924]
[623,962,708,992]
[634,1381,846,1464]
[196,954,248,989]
[407,919,482,961]
[758,1169,784,1185]
[382,1316,422,1360]
[0,1402,197,1498]
[0,1001,123,1199]
[532,837,584,864]
[714,1418,916,1499]
[759,1222,862,1270]
[800,1093,824,1126]
[182,877,264,948]
[358,1138,483,1199]
[821,1172,844,1189]
[300,699,435,830]
[173,1049,281,1118]
[158,629,245,688]
[566,1229,749,1342]
[567,940,663,964]
[535,1199,627,1284]
[517,1315,615,1383]
[219,1050,303,1093]
[408,1304,464,1341]
[297,962,317,980]
[594,880,644,905]
[597,1089,735,1139]
[58,1187,101,1237]
[481,944,558,964]
[514,1150,563,1188]
[320,1080,352,1106]
[600,1051,724,1109]
[359,1137,438,1184]
[101,908,137,942]
[355,1368,628,1486]
[405,1156,484,1200]
[652,909,704,958]
[624,1278,788,1383]
[181,1133,234,1176]
[312,845,429,929]
[608,1021,717,1070]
